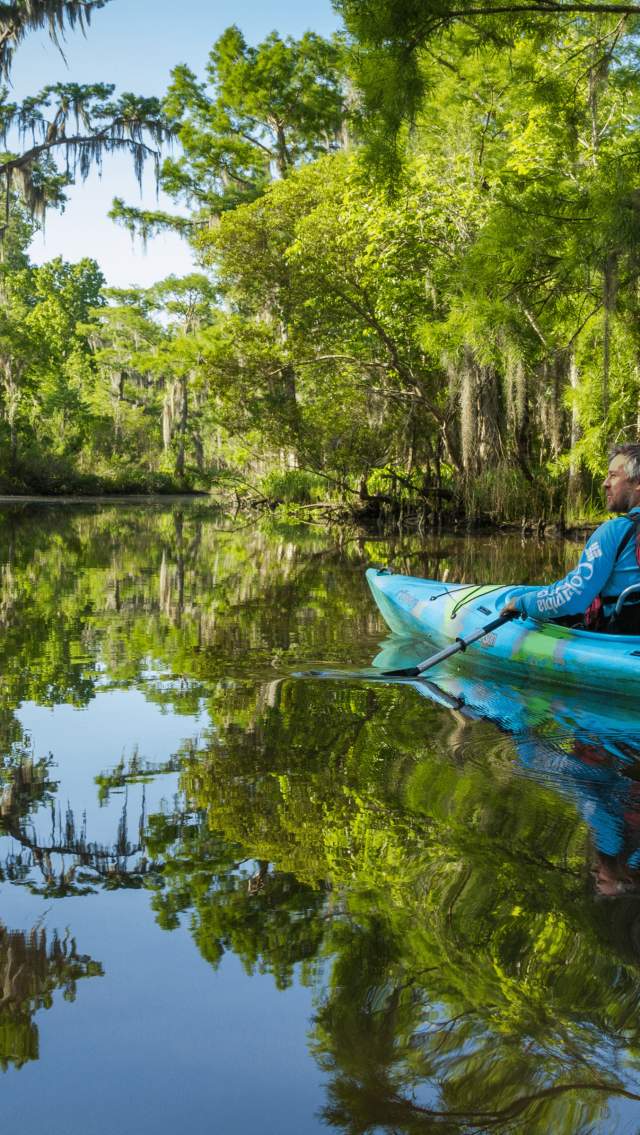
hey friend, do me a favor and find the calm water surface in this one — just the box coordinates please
[1,502,640,1134]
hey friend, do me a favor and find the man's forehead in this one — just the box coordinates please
[609,455,628,473]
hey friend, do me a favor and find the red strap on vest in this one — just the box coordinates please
[584,594,603,630]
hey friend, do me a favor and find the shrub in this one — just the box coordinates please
[260,468,325,504]
[463,465,556,522]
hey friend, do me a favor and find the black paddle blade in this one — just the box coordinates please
[378,665,421,678]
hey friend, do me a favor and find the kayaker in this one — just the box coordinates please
[502,444,640,632]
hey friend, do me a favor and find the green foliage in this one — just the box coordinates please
[0,254,107,484]
[0,926,102,1070]
[336,0,640,180]
[7,12,640,515]
[464,464,556,523]
[0,266,226,494]
[260,468,325,504]
[191,152,458,499]
[112,27,347,237]
[155,12,640,520]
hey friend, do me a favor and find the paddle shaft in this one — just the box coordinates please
[416,611,515,673]
[382,610,517,678]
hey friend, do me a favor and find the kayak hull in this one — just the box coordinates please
[366,568,640,695]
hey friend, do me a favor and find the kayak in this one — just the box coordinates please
[366,567,640,695]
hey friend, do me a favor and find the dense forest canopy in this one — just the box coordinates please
[0,1,639,524]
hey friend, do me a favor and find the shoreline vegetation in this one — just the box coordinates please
[0,488,601,539]
[1,8,639,537]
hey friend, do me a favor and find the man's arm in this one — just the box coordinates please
[505,519,626,622]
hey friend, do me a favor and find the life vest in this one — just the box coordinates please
[584,512,640,633]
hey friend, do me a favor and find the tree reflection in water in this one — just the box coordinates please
[0,740,103,1069]
[0,925,102,1070]
[2,503,640,1129]
[158,676,640,1134]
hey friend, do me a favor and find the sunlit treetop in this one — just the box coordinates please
[336,0,640,175]
[110,26,348,243]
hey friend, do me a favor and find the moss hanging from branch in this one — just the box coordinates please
[0,83,172,236]
[0,2,109,82]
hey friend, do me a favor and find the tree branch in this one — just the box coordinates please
[0,129,158,177]
[444,2,640,17]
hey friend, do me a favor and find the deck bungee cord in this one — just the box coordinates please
[449,584,506,619]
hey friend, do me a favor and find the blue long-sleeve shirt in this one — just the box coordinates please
[510,507,640,622]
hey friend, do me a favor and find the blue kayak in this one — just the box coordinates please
[366,567,640,695]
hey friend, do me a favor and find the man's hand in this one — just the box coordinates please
[501,600,521,616]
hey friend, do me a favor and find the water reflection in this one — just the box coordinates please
[1,503,640,1131]
[0,925,102,1070]
[379,643,640,901]
[174,672,640,1132]
[0,736,103,1069]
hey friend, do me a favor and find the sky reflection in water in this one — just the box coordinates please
[0,502,640,1134]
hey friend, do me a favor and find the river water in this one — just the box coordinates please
[1,501,639,1134]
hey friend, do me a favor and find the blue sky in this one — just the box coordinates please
[11,0,342,287]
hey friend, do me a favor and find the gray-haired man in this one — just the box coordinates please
[502,444,640,632]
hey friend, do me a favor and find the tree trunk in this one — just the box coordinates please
[537,356,563,462]
[568,353,582,494]
[551,351,565,459]
[460,350,477,477]
[279,361,300,439]
[405,408,417,474]
[193,432,204,473]
[274,123,290,178]
[162,384,173,451]
[441,360,463,474]
[602,251,617,419]
[175,375,188,479]
[477,363,502,469]
[1,358,22,474]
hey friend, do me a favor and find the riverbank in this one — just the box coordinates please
[0,491,603,540]
[0,493,212,504]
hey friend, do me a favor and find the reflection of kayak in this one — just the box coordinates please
[372,637,640,878]
[372,635,640,741]
[366,568,640,695]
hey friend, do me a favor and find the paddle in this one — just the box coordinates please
[380,609,519,678]
[295,666,467,707]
